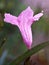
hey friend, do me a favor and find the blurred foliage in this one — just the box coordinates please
[9,41,49,65]
[0,0,27,56]
[32,7,49,35]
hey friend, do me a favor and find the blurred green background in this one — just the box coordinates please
[0,0,28,57]
[0,0,49,61]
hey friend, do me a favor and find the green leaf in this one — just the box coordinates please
[9,41,49,65]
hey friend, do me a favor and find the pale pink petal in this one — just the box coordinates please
[33,11,43,21]
[22,6,34,18]
[18,6,34,23]
[19,23,32,49]
[4,13,19,26]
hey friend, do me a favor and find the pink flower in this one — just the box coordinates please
[4,6,43,49]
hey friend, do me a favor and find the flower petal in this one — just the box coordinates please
[4,13,19,26]
[18,6,34,23]
[33,11,43,21]
[20,6,34,17]
[19,23,32,49]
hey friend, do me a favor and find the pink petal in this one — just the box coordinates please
[4,13,19,26]
[33,11,43,21]
[22,6,34,18]
[18,6,34,23]
[19,23,32,49]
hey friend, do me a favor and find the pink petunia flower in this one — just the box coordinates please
[4,6,43,49]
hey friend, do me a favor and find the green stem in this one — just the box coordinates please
[9,41,49,65]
